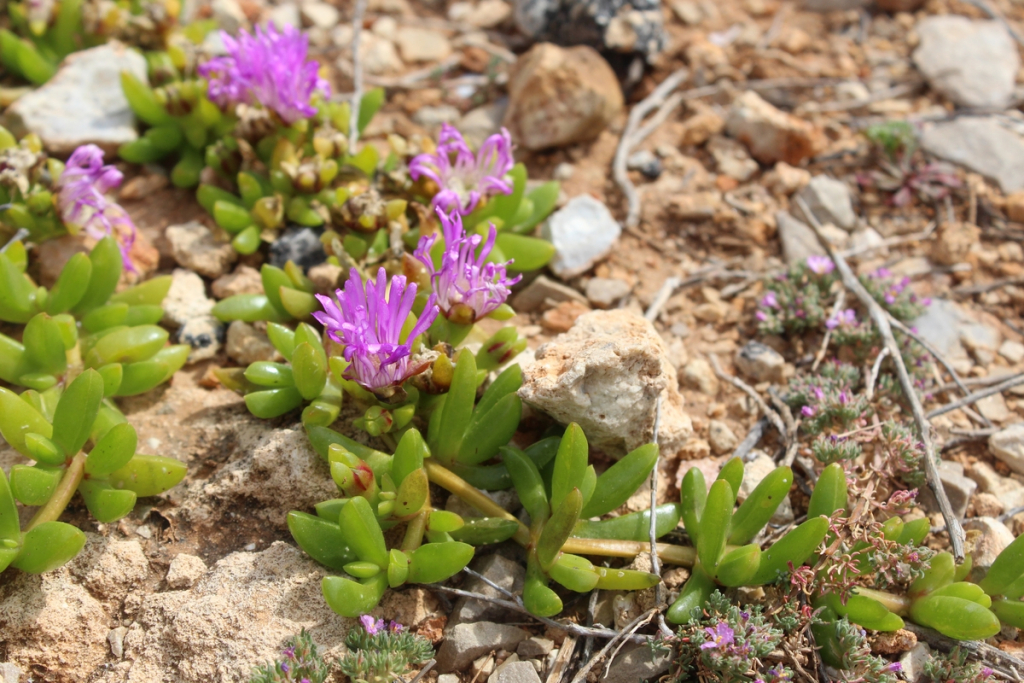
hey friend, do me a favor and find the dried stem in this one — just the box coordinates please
[348,0,368,147]
[925,371,1024,420]
[27,452,86,531]
[709,353,787,438]
[796,195,965,560]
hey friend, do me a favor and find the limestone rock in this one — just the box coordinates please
[921,460,976,519]
[226,320,280,365]
[212,265,264,299]
[797,175,857,231]
[708,420,738,455]
[519,310,693,458]
[735,341,785,383]
[436,622,530,672]
[989,423,1024,476]
[512,275,588,312]
[921,117,1024,194]
[777,211,826,265]
[163,269,215,328]
[600,641,672,683]
[912,16,1019,110]
[682,358,719,396]
[542,195,622,278]
[177,316,224,364]
[504,43,624,151]
[166,554,209,589]
[447,554,526,628]
[395,27,453,63]
[3,42,147,154]
[725,91,824,165]
[165,221,238,279]
[963,516,1015,578]
[585,277,631,308]
[121,542,351,682]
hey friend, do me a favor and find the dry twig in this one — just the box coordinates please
[348,0,368,147]
[647,397,673,638]
[926,371,1024,419]
[709,354,787,438]
[796,195,966,560]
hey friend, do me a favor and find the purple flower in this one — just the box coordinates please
[755,310,768,322]
[280,662,290,673]
[314,268,438,393]
[760,291,779,309]
[700,622,735,650]
[806,255,835,275]
[55,145,137,272]
[887,662,902,672]
[282,646,295,659]
[388,620,404,632]
[410,124,514,215]
[359,614,383,635]
[198,24,330,125]
[826,308,857,330]
[801,405,816,417]
[982,668,994,678]
[413,208,521,324]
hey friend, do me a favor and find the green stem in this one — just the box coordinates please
[401,508,428,552]
[26,451,85,531]
[855,586,912,615]
[425,459,530,545]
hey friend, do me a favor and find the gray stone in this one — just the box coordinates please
[967,460,1024,510]
[448,555,526,628]
[708,420,738,455]
[601,641,672,683]
[489,661,542,683]
[3,42,147,154]
[963,516,1015,579]
[910,299,971,357]
[438,676,460,683]
[212,265,264,299]
[1000,340,1024,364]
[162,269,215,328]
[797,175,857,231]
[108,626,127,659]
[912,16,1018,110]
[682,358,718,396]
[517,637,554,659]
[921,460,976,518]
[413,105,462,128]
[176,316,224,363]
[269,227,326,269]
[436,623,530,673]
[899,642,931,683]
[513,0,665,60]
[989,423,1024,476]
[960,322,1001,366]
[459,101,510,149]
[776,211,826,265]
[165,221,238,279]
[627,150,662,179]
[735,341,785,383]
[301,1,340,28]
[799,0,868,11]
[0,663,22,683]
[226,320,280,365]
[395,27,453,62]
[542,195,621,279]
[512,275,588,312]
[921,117,1024,194]
[585,277,631,308]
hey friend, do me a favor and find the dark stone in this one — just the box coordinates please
[513,0,665,63]
[269,227,327,269]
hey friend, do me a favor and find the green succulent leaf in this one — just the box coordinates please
[0,387,53,457]
[292,342,328,400]
[457,393,521,465]
[716,543,762,586]
[0,470,21,540]
[432,351,477,464]
[729,466,792,546]
[391,428,427,486]
[406,541,474,584]
[287,510,356,570]
[393,468,429,518]
[211,294,286,323]
[537,488,582,571]
[79,480,137,523]
[573,503,681,542]
[11,463,62,505]
[244,387,303,418]
[909,595,1000,640]
[991,597,1024,629]
[581,443,658,519]
[667,564,716,624]
[808,463,848,519]
[73,236,122,315]
[909,551,955,598]
[46,252,92,314]
[85,326,169,367]
[750,515,830,586]
[716,458,743,494]
[387,548,409,587]
[548,553,599,592]
[594,566,662,591]
[449,517,520,545]
[106,454,187,496]
[244,361,294,387]
[322,572,388,617]
[501,446,549,522]
[523,560,562,618]
[52,369,104,458]
[680,466,707,542]
[110,275,173,307]
[551,424,588,513]
[0,250,38,323]
[929,582,991,607]
[897,517,930,547]
[979,532,1024,596]
[11,521,86,573]
[427,510,464,533]
[339,496,388,568]
[697,479,734,573]
[85,422,137,476]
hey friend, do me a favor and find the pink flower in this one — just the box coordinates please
[410,124,514,215]
[806,255,834,275]
[826,308,857,330]
[700,622,735,650]
[55,145,137,272]
[413,208,521,324]
[801,405,816,417]
[760,291,779,309]
[359,614,383,635]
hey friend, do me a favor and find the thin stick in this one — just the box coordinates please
[613,67,690,229]
[866,347,890,401]
[644,276,682,322]
[796,195,965,560]
[407,659,435,683]
[812,289,847,372]
[348,0,368,147]
[953,275,1024,296]
[709,353,787,438]
[734,417,769,461]
[1,228,29,252]
[568,608,661,683]
[926,371,1024,419]
[647,397,673,638]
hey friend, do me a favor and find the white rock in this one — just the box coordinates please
[265,2,300,28]
[797,175,857,231]
[921,460,976,518]
[212,265,264,299]
[413,104,462,127]
[1000,340,1024,364]
[912,16,1019,110]
[210,0,246,31]
[519,310,693,458]
[708,420,738,454]
[737,453,794,524]
[682,358,719,396]
[585,277,631,309]
[165,221,238,279]
[162,269,215,328]
[301,1,339,28]
[708,136,757,182]
[176,316,224,364]
[964,516,1015,575]
[451,0,512,27]
[542,195,622,279]
[763,162,811,196]
[899,642,931,683]
[511,275,588,312]
[724,91,823,165]
[395,27,453,62]
[227,320,280,365]
[921,117,1024,194]
[458,101,509,149]
[436,623,530,672]
[3,42,147,154]
[989,423,1024,476]
[108,626,128,659]
[166,554,209,589]
[977,393,1012,423]
[967,460,1024,510]
[356,34,404,74]
[735,341,785,383]
[849,226,886,256]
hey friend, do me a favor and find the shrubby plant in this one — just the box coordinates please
[249,630,330,683]
[339,616,433,683]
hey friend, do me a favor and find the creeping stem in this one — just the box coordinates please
[26,452,86,531]
[855,586,912,615]
[401,508,429,552]
[424,459,530,545]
